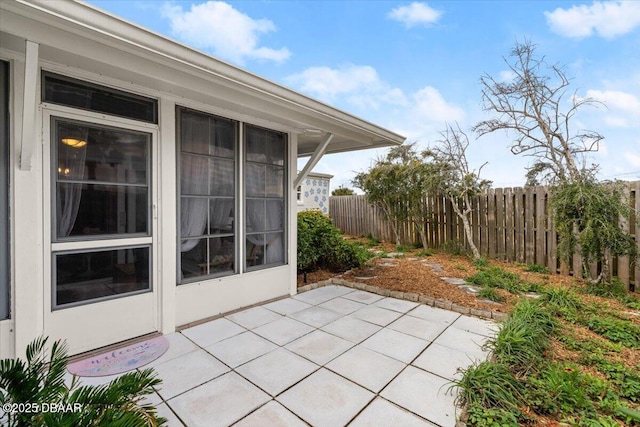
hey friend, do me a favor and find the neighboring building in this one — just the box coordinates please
[296,172,333,214]
[0,0,404,357]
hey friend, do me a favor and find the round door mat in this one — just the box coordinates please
[67,335,170,377]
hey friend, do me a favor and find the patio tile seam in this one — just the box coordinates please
[299,278,509,322]
[234,361,323,399]
[231,399,309,427]
[350,396,443,427]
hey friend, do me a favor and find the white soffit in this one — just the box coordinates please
[1,0,405,156]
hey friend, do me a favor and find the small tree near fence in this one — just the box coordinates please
[424,124,491,260]
[353,143,432,248]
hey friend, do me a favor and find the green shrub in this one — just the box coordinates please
[539,288,583,319]
[297,210,371,273]
[584,315,640,349]
[415,249,435,257]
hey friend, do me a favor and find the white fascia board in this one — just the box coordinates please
[5,0,405,151]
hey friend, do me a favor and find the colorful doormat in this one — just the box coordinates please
[67,335,170,377]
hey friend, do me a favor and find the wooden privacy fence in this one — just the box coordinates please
[330,182,640,292]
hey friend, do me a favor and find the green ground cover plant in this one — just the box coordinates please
[457,291,640,426]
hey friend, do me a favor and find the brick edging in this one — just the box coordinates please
[297,277,509,322]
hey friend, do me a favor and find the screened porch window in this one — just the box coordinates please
[245,125,286,270]
[178,109,237,281]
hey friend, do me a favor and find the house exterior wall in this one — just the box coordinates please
[296,173,332,214]
[0,6,298,357]
[0,0,401,358]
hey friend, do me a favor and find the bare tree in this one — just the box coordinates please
[474,40,603,184]
[424,124,491,259]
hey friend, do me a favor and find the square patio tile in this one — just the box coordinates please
[451,315,498,337]
[361,328,429,363]
[387,316,449,342]
[351,306,403,326]
[285,330,354,365]
[326,345,405,393]
[349,398,436,427]
[155,403,185,427]
[226,306,283,330]
[433,326,489,354]
[252,317,315,346]
[342,290,384,305]
[236,348,318,396]
[407,305,460,325]
[233,401,307,427]
[278,368,374,427]
[412,342,488,381]
[318,297,366,315]
[145,333,199,369]
[262,298,312,316]
[381,366,459,427]
[181,318,246,348]
[288,305,343,328]
[372,297,420,313]
[153,349,230,400]
[206,331,277,368]
[293,285,353,305]
[321,316,381,343]
[169,372,270,427]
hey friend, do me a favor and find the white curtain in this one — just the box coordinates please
[56,127,88,237]
[180,156,208,252]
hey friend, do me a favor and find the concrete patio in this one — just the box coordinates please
[74,285,497,426]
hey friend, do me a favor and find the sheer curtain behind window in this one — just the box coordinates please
[56,123,88,237]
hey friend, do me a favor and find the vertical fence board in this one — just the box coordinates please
[535,186,546,266]
[525,187,535,264]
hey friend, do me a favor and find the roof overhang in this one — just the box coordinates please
[0,0,405,157]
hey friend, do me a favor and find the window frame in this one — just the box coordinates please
[176,107,239,284]
[0,60,9,320]
[50,117,152,243]
[244,123,288,272]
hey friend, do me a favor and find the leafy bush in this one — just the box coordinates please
[466,403,520,427]
[539,288,583,318]
[0,337,165,427]
[297,210,370,273]
[472,258,490,269]
[526,363,596,416]
[584,315,640,349]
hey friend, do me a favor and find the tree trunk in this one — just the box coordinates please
[449,195,481,259]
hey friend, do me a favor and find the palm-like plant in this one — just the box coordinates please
[0,337,166,427]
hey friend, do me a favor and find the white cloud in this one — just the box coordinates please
[499,70,517,82]
[388,2,443,28]
[627,152,640,168]
[545,1,640,39]
[412,86,466,123]
[161,1,290,65]
[285,64,408,108]
[585,89,640,127]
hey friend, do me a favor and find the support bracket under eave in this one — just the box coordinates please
[294,132,333,189]
[19,40,39,171]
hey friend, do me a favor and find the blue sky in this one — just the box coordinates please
[89,0,640,190]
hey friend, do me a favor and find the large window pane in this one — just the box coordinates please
[54,247,151,307]
[178,108,237,283]
[57,184,148,237]
[245,124,286,270]
[0,61,9,319]
[53,119,151,240]
[180,237,234,279]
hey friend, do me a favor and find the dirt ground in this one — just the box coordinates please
[296,237,638,317]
